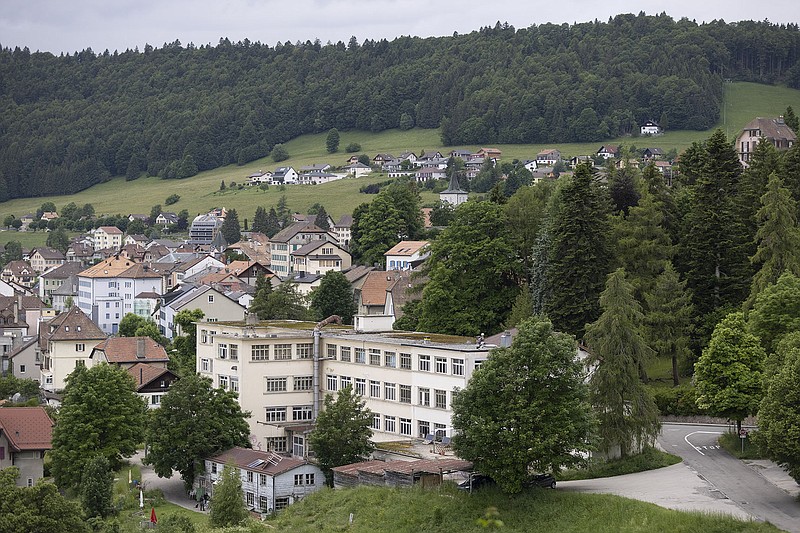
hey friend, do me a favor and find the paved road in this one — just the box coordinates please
[133,451,205,513]
[658,423,800,533]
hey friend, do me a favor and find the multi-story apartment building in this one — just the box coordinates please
[28,247,65,274]
[269,222,339,280]
[91,226,123,251]
[40,307,106,392]
[196,320,496,458]
[77,257,167,334]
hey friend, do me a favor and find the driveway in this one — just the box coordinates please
[132,450,205,513]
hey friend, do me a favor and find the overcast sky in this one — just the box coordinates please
[2,0,798,55]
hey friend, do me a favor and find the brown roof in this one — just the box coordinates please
[2,260,33,276]
[0,407,54,451]
[44,307,106,342]
[126,363,175,389]
[79,256,138,278]
[271,222,327,244]
[92,337,169,364]
[742,117,797,142]
[31,247,66,260]
[360,271,394,306]
[208,447,309,476]
[120,262,166,279]
[384,241,429,257]
[97,226,123,234]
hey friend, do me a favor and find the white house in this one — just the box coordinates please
[640,120,662,136]
[158,284,246,339]
[40,307,106,392]
[196,447,324,514]
[384,241,429,271]
[91,226,123,251]
[271,167,298,185]
[344,162,371,178]
[77,257,167,334]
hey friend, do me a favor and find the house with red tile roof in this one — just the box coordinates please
[0,406,54,486]
[90,336,169,369]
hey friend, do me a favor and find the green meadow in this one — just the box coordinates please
[2,81,799,250]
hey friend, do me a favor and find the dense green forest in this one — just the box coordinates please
[1,13,800,200]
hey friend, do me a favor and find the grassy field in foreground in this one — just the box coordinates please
[558,447,682,481]
[267,484,778,533]
[2,81,800,248]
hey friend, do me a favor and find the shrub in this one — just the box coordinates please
[345,142,361,153]
[649,384,704,417]
[165,194,180,205]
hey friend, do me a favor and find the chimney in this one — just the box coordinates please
[778,115,785,124]
[136,338,146,359]
[500,330,512,348]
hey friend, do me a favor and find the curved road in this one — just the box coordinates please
[658,424,800,533]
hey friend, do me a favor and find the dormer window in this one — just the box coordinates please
[64,326,69,332]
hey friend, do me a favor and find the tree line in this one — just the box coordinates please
[2,14,800,200]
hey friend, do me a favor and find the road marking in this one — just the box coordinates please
[684,431,723,456]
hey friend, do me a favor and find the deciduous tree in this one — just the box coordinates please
[694,311,764,432]
[0,467,89,533]
[308,385,374,485]
[451,317,594,493]
[310,271,356,324]
[50,364,148,490]
[325,128,340,154]
[747,272,800,356]
[209,463,249,528]
[147,374,251,488]
[80,455,114,519]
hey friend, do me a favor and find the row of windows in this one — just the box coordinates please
[265,376,313,392]
[250,344,310,361]
[264,405,313,422]
[217,375,240,392]
[370,414,445,438]
[325,344,464,376]
[326,375,449,409]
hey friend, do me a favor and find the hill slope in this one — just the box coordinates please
[2,14,799,200]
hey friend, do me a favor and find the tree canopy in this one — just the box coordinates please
[146,374,251,487]
[308,385,374,485]
[0,467,89,533]
[209,463,249,528]
[451,316,594,493]
[310,270,356,324]
[50,364,148,490]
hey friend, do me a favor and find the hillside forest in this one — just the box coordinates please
[2,13,800,200]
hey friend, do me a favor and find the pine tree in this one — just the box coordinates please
[248,274,274,320]
[220,208,241,244]
[314,206,331,231]
[680,129,752,320]
[785,105,800,134]
[265,207,282,237]
[545,163,612,339]
[738,138,781,256]
[325,128,340,153]
[613,192,673,304]
[782,144,800,218]
[252,206,268,234]
[644,263,694,386]
[746,172,800,309]
[585,269,660,458]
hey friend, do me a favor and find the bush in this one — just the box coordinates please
[559,446,682,481]
[165,194,180,205]
[271,144,289,162]
[649,384,704,417]
[345,142,361,153]
[359,180,394,194]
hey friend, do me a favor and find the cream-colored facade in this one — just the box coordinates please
[196,322,491,457]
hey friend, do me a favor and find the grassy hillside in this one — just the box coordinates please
[2,81,799,250]
[265,484,777,533]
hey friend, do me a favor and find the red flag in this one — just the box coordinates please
[150,507,157,524]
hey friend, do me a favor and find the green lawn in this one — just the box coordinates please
[2,81,800,249]
[266,483,778,533]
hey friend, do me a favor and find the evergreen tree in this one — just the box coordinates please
[313,206,331,231]
[644,263,694,386]
[310,271,356,324]
[209,464,249,528]
[276,195,291,227]
[739,138,781,257]
[785,105,800,134]
[308,386,374,486]
[398,112,414,131]
[545,163,612,339]
[417,201,519,336]
[694,311,764,433]
[325,128,340,153]
[680,129,751,321]
[252,206,268,234]
[46,228,70,254]
[264,207,281,237]
[248,273,274,320]
[80,455,113,519]
[505,182,554,282]
[612,192,673,304]
[219,180,226,191]
[746,172,800,309]
[220,208,241,244]
[585,269,660,457]
[608,167,641,216]
[506,285,534,328]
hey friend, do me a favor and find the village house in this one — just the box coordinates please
[597,145,620,159]
[353,269,420,328]
[0,407,54,486]
[290,240,352,278]
[343,162,371,178]
[90,336,170,370]
[91,226,124,251]
[640,120,662,135]
[415,166,447,182]
[737,116,797,166]
[269,222,339,280]
[271,167,299,185]
[536,149,561,166]
[475,147,502,160]
[196,447,324,514]
[642,147,665,161]
[384,241,430,271]
[40,306,106,392]
[155,212,179,227]
[1,261,35,289]
[333,215,353,248]
[28,248,66,274]
[158,284,246,339]
[38,261,84,304]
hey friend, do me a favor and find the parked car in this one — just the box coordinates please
[457,474,495,491]
[528,473,556,489]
